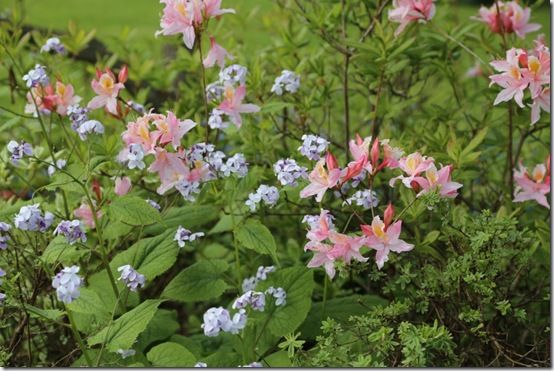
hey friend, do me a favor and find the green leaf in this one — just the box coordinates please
[136,309,180,351]
[144,204,218,235]
[254,266,314,337]
[146,342,196,367]
[108,195,161,226]
[110,229,178,280]
[235,219,278,262]
[461,128,488,156]
[162,260,229,303]
[88,299,163,352]
[41,236,86,265]
[260,102,294,114]
[24,304,64,322]
[67,288,111,319]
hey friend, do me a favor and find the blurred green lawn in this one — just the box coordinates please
[20,0,549,50]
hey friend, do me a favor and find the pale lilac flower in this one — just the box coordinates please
[127,100,146,115]
[219,64,248,85]
[175,179,201,201]
[298,134,329,161]
[187,143,215,162]
[220,153,248,177]
[255,266,275,281]
[265,286,287,306]
[233,290,266,311]
[23,64,49,88]
[0,293,5,305]
[273,159,308,187]
[302,213,335,231]
[117,349,136,359]
[7,140,33,165]
[48,159,67,177]
[146,199,161,211]
[201,307,232,337]
[344,190,379,209]
[53,220,87,245]
[124,144,146,170]
[241,276,257,292]
[194,362,208,367]
[52,265,83,304]
[14,204,54,232]
[240,362,263,367]
[245,185,279,211]
[206,81,225,101]
[41,37,65,54]
[223,309,247,334]
[117,264,146,291]
[271,70,300,95]
[207,150,226,172]
[67,105,90,130]
[0,222,11,250]
[208,108,228,129]
[174,225,204,248]
[76,120,104,141]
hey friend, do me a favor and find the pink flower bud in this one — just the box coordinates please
[384,203,394,228]
[115,176,132,196]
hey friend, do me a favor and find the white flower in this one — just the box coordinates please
[116,349,136,359]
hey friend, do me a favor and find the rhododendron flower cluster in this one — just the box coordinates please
[156,0,235,49]
[51,266,83,304]
[88,66,127,116]
[513,156,550,209]
[472,1,540,39]
[25,81,82,117]
[388,0,436,36]
[489,38,550,124]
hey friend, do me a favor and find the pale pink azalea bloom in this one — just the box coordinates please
[88,71,125,115]
[341,135,372,182]
[305,242,337,279]
[152,111,196,149]
[326,232,367,266]
[489,48,528,108]
[513,160,550,209]
[530,87,550,125]
[203,0,235,18]
[114,176,132,196]
[520,47,550,100]
[149,148,190,194]
[306,209,333,242]
[217,83,260,128]
[300,157,341,202]
[74,202,102,228]
[473,1,540,39]
[54,81,81,116]
[412,164,463,198]
[389,152,434,188]
[121,114,164,154]
[157,0,196,49]
[203,36,234,68]
[388,0,436,37]
[361,216,414,269]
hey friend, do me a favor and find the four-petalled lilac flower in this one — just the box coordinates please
[23,64,49,88]
[52,265,83,304]
[14,204,54,232]
[117,264,146,292]
[7,140,33,165]
[0,222,11,250]
[245,185,280,212]
[174,226,204,248]
[298,134,329,161]
[271,70,300,95]
[53,220,87,245]
[273,158,308,187]
[41,37,66,54]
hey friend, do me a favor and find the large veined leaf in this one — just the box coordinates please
[162,260,229,302]
[110,229,178,280]
[108,195,161,226]
[234,219,278,262]
[41,236,86,265]
[135,309,180,352]
[146,342,196,367]
[67,287,111,320]
[144,204,219,235]
[254,266,314,337]
[88,299,163,352]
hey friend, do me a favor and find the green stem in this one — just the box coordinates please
[66,308,93,367]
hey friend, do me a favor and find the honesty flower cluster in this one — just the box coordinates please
[271,70,300,95]
[40,37,65,54]
[22,64,49,88]
[117,265,146,291]
[7,140,33,165]
[473,1,540,39]
[388,0,436,36]
[489,38,550,124]
[53,220,87,245]
[298,134,329,161]
[174,225,204,248]
[0,222,11,250]
[513,156,550,209]
[14,204,54,232]
[51,266,83,304]
[245,185,280,211]
[242,265,275,292]
[201,307,247,337]
[273,158,308,187]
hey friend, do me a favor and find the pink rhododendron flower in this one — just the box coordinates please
[88,67,126,116]
[152,111,197,148]
[25,81,81,116]
[473,1,540,39]
[530,87,550,125]
[54,81,81,116]
[217,83,260,127]
[74,202,102,228]
[341,135,372,182]
[489,48,528,108]
[304,209,367,279]
[361,214,413,269]
[203,36,234,68]
[114,176,132,196]
[513,158,550,208]
[388,0,436,36]
[121,113,165,153]
[149,148,190,194]
[412,164,463,198]
[389,152,434,188]
[300,156,341,202]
